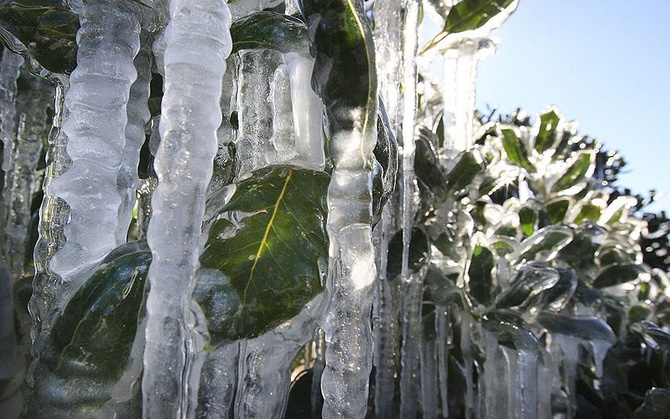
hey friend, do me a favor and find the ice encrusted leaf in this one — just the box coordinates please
[43,241,151,380]
[230,11,310,56]
[443,0,516,34]
[197,165,329,345]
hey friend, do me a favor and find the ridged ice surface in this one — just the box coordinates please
[48,0,140,283]
[142,0,232,415]
[0,49,22,173]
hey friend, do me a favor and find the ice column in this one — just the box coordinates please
[442,38,496,154]
[398,2,422,417]
[142,0,232,415]
[48,0,141,283]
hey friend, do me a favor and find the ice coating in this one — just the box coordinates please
[48,0,141,282]
[142,0,232,415]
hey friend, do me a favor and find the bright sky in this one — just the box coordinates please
[476,1,670,214]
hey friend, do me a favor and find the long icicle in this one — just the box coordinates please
[302,0,378,416]
[142,0,232,415]
[47,0,141,285]
[398,1,422,417]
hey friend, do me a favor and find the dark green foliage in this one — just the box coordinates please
[44,241,151,380]
[197,165,329,346]
[0,0,78,74]
[300,0,376,133]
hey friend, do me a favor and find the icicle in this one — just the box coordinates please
[436,306,450,417]
[0,48,22,173]
[0,259,22,417]
[234,297,323,418]
[142,0,232,415]
[236,49,281,177]
[116,30,153,243]
[442,38,497,154]
[30,80,69,355]
[373,1,403,130]
[3,68,52,279]
[285,53,325,170]
[270,62,297,163]
[48,0,141,283]
[398,2,421,417]
[420,308,439,418]
[311,328,326,418]
[193,343,239,419]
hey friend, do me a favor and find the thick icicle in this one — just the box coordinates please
[48,0,141,283]
[236,49,281,177]
[0,48,22,173]
[303,0,379,414]
[116,31,153,243]
[193,343,239,418]
[420,309,439,418]
[142,0,232,415]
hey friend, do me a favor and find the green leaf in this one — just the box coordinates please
[501,127,533,172]
[483,310,537,351]
[414,126,449,199]
[386,227,430,280]
[517,225,573,264]
[537,312,616,343]
[546,197,572,224]
[197,165,329,345]
[230,11,310,56]
[444,0,516,34]
[301,0,376,133]
[550,151,595,194]
[533,108,561,154]
[44,241,151,380]
[518,205,537,237]
[446,150,484,196]
[592,263,648,289]
[0,0,78,74]
[467,244,494,306]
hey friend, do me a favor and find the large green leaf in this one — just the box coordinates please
[444,0,516,34]
[197,165,329,346]
[0,0,78,74]
[230,11,310,56]
[537,312,616,343]
[446,150,484,196]
[483,310,537,351]
[592,263,648,289]
[43,241,151,380]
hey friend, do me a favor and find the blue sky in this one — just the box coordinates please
[476,1,669,214]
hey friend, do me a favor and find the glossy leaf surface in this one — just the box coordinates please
[301,0,376,133]
[44,241,151,380]
[197,165,329,345]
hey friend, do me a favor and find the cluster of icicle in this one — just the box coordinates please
[0,0,618,417]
